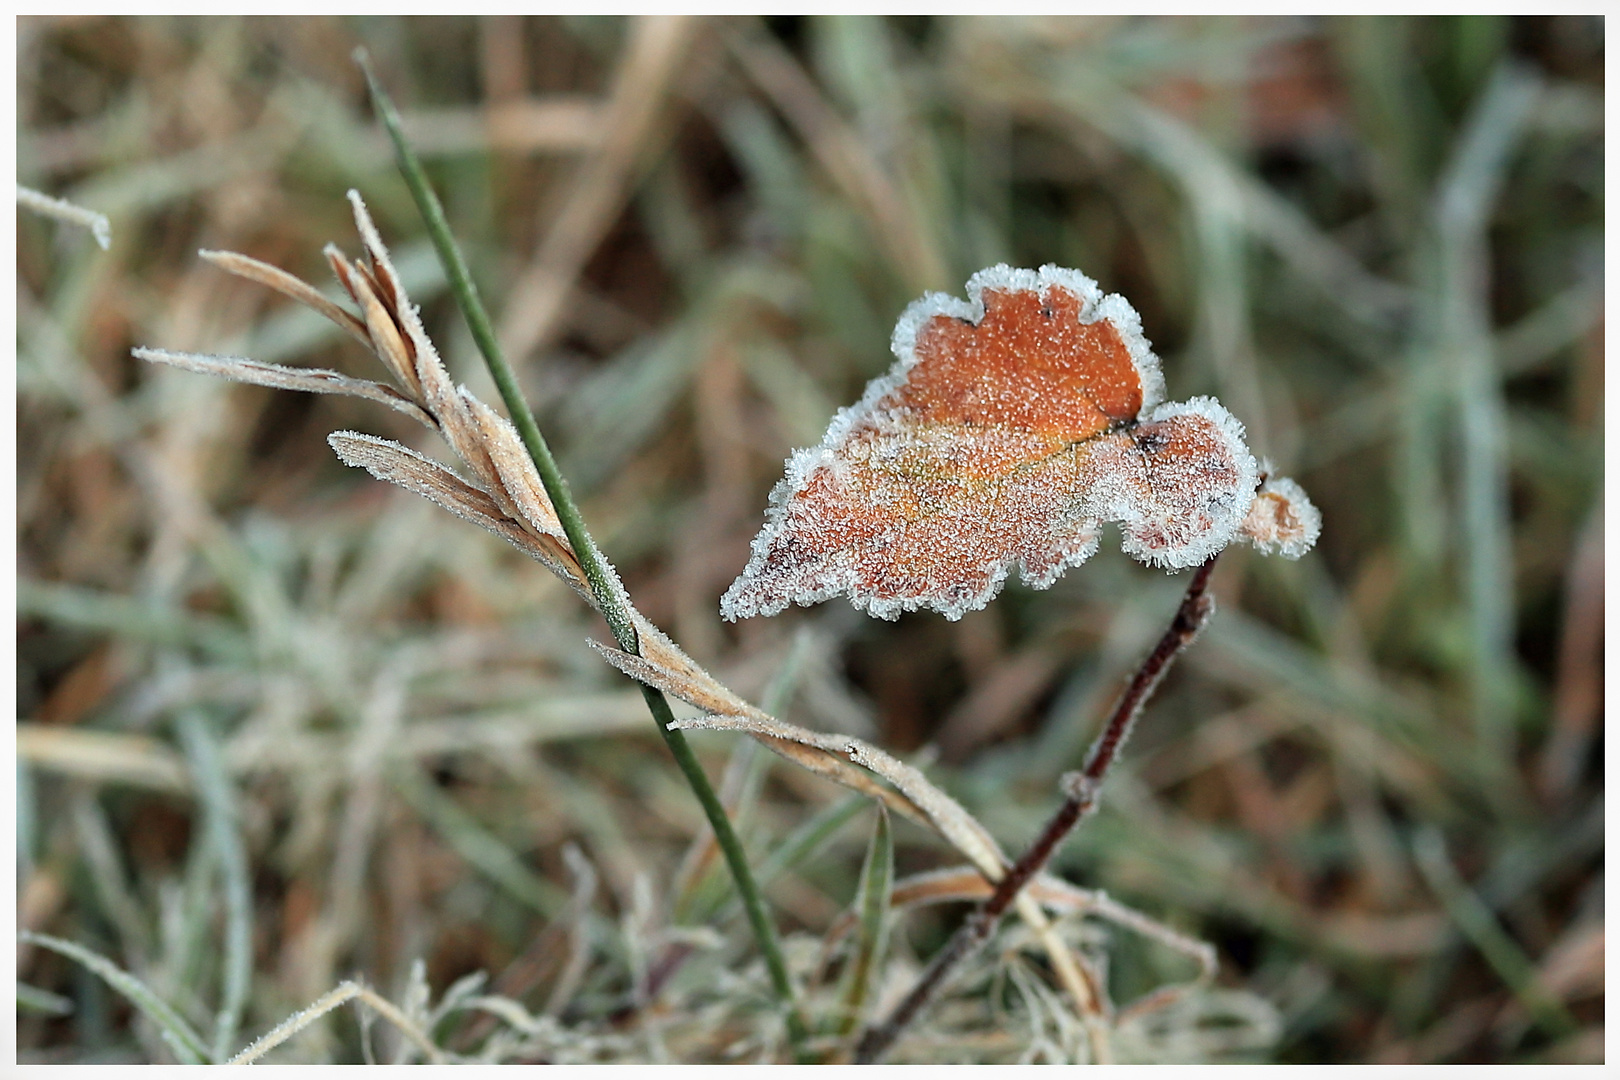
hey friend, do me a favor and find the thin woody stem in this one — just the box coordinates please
[855,555,1220,1064]
[354,49,809,1058]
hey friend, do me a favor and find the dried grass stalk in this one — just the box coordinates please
[17,184,112,249]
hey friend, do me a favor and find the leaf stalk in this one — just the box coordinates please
[856,555,1220,1063]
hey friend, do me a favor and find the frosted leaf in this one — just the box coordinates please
[722,266,1309,622]
[1079,397,1257,571]
[1236,473,1322,559]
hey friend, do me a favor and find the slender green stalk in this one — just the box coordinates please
[354,49,808,1056]
[175,711,253,1063]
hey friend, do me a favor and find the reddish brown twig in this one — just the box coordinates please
[855,555,1220,1063]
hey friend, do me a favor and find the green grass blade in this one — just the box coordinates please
[1431,62,1541,785]
[21,931,211,1064]
[835,804,894,1038]
[17,579,250,660]
[68,792,152,966]
[747,793,868,902]
[677,631,813,922]
[1413,827,1577,1039]
[16,980,76,1016]
[176,711,254,1063]
[391,770,569,917]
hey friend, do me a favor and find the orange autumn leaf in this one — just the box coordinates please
[722,265,1320,622]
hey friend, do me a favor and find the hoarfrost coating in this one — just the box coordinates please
[722,266,1319,622]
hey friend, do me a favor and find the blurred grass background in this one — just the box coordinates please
[15,15,1603,1063]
